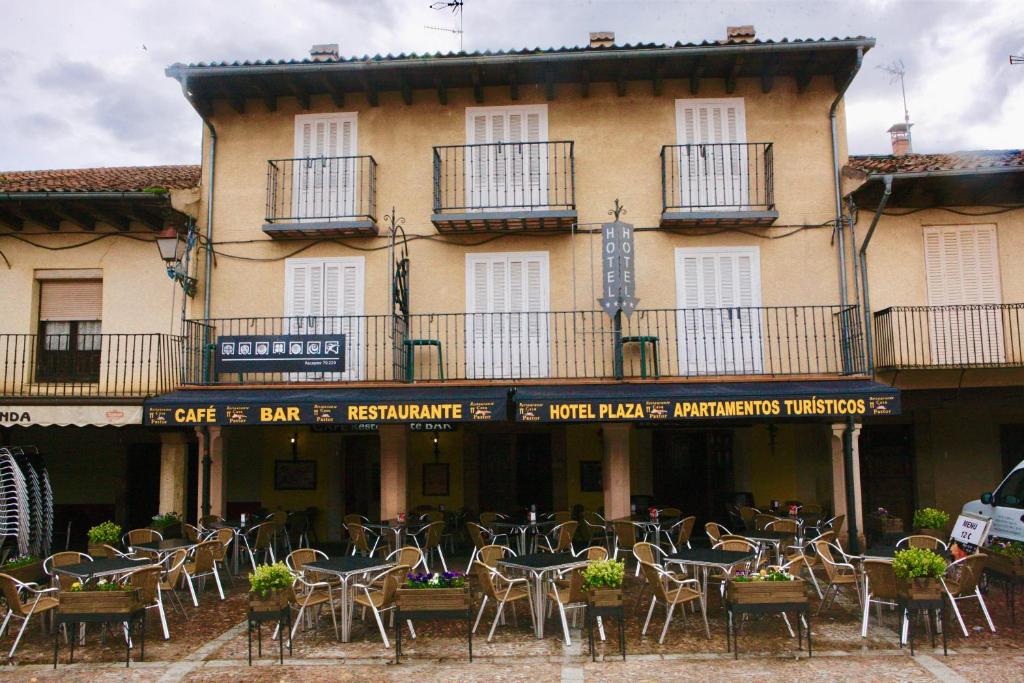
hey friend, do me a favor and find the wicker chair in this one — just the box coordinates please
[291,570,339,642]
[942,553,995,636]
[611,521,642,574]
[244,522,277,568]
[466,522,508,572]
[0,573,58,661]
[198,515,224,529]
[417,520,449,572]
[182,523,201,543]
[123,528,162,551]
[552,511,572,524]
[183,540,224,605]
[541,521,577,554]
[43,552,91,590]
[207,527,235,585]
[897,535,948,551]
[352,564,412,648]
[346,523,381,558]
[705,522,729,545]
[664,515,696,553]
[753,514,780,532]
[159,549,190,616]
[576,545,609,560]
[814,540,862,615]
[658,507,682,520]
[738,506,760,532]
[639,561,709,643]
[472,561,535,642]
[582,511,610,549]
[861,559,899,637]
[121,565,168,640]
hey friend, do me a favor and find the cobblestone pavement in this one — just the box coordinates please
[0,559,1018,682]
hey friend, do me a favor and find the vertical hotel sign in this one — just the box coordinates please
[598,199,639,319]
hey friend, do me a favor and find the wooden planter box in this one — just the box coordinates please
[586,587,623,608]
[727,578,808,605]
[984,549,1024,578]
[249,587,294,613]
[916,527,945,541]
[396,586,471,612]
[867,515,904,535]
[87,543,116,559]
[1,560,45,584]
[151,522,182,539]
[59,589,142,615]
[897,577,943,601]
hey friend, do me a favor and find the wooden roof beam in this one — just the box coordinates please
[761,57,778,94]
[400,77,413,106]
[689,59,704,95]
[579,67,590,98]
[508,67,519,100]
[615,67,627,97]
[545,68,556,101]
[286,80,310,110]
[796,52,816,93]
[249,78,277,112]
[127,208,165,231]
[220,84,245,114]
[725,55,744,94]
[651,61,665,96]
[51,204,97,231]
[21,207,62,231]
[81,205,131,231]
[434,76,447,105]
[0,208,24,231]
[472,68,484,103]
[320,76,344,108]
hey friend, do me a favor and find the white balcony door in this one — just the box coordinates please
[924,224,1004,364]
[675,98,747,209]
[293,113,357,220]
[675,247,762,375]
[285,257,365,381]
[466,252,549,378]
[465,105,547,210]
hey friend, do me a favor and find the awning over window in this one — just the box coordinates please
[514,380,900,423]
[143,386,509,427]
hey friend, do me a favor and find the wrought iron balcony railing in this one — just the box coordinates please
[181,305,864,386]
[265,155,377,229]
[661,143,776,225]
[874,304,1024,369]
[0,333,183,399]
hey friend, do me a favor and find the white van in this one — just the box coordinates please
[961,459,1024,542]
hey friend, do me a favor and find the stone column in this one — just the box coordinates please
[379,425,408,521]
[602,423,632,519]
[158,431,189,516]
[830,421,865,547]
[196,426,227,519]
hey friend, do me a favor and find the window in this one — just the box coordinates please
[284,257,365,381]
[465,251,549,378]
[293,113,358,220]
[923,224,1003,364]
[674,98,747,209]
[675,247,762,375]
[36,279,102,382]
[995,467,1024,509]
[465,105,548,210]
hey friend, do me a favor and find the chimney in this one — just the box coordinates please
[589,31,615,49]
[724,25,756,43]
[888,122,913,156]
[310,43,339,62]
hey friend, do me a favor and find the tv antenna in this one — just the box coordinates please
[1011,54,1023,64]
[427,0,464,51]
[878,59,912,152]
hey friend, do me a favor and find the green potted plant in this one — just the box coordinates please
[150,511,182,538]
[984,539,1024,578]
[912,508,949,539]
[59,577,142,615]
[727,567,807,604]
[396,570,470,611]
[892,547,947,600]
[87,521,122,558]
[248,562,295,613]
[0,555,44,584]
[581,559,625,607]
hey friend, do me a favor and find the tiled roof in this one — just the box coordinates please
[175,36,871,69]
[0,165,201,193]
[848,150,1024,175]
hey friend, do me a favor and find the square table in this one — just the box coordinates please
[490,520,556,555]
[134,538,195,559]
[54,558,150,583]
[363,520,427,554]
[497,552,587,638]
[744,531,799,564]
[304,556,394,642]
[665,548,756,606]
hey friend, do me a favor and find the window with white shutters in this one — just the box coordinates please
[675,98,747,209]
[675,247,762,374]
[923,224,1003,364]
[36,279,103,382]
[465,105,548,209]
[293,113,357,220]
[285,257,365,380]
[465,251,549,378]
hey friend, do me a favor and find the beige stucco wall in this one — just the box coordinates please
[192,74,847,321]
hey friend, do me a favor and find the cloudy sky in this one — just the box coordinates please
[2,0,1022,171]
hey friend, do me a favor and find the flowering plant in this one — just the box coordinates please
[68,578,129,592]
[404,571,466,589]
[732,568,796,583]
[874,507,889,517]
[150,511,181,529]
[988,539,1024,557]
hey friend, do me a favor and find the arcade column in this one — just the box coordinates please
[602,423,632,520]
[158,431,189,517]
[379,425,408,521]
[830,421,864,548]
[196,426,227,519]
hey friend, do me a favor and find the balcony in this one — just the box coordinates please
[181,305,864,386]
[432,141,576,232]
[0,333,182,399]
[264,156,377,238]
[874,304,1024,370]
[660,143,777,227]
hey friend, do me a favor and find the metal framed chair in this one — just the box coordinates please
[575,545,609,561]
[738,506,760,532]
[121,565,169,640]
[705,522,729,545]
[897,535,949,551]
[123,528,162,551]
[753,514,780,532]
[43,551,91,589]
[582,511,611,550]
[416,521,448,572]
[541,521,577,554]
[352,564,412,648]
[664,516,696,553]
[466,522,508,572]
[291,571,339,642]
[183,540,225,605]
[546,564,603,646]
[814,540,862,615]
[861,559,899,638]
[941,553,995,636]
[243,521,276,568]
[346,523,380,557]
[638,561,709,644]
[159,549,190,617]
[208,527,234,585]
[0,573,58,661]
[611,520,642,574]
[182,523,201,543]
[472,561,535,642]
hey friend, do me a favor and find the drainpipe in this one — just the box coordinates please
[859,175,894,372]
[829,46,864,309]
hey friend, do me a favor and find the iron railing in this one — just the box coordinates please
[0,333,183,398]
[661,142,774,213]
[266,155,377,223]
[432,141,575,213]
[874,304,1024,369]
[182,305,864,385]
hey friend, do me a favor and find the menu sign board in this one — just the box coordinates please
[215,334,344,374]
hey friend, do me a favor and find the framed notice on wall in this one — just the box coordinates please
[580,460,603,492]
[274,460,317,490]
[422,463,450,497]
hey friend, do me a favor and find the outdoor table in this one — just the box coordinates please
[497,551,587,638]
[53,607,145,668]
[54,558,150,582]
[744,531,798,564]
[304,555,393,642]
[134,538,194,560]
[898,595,948,656]
[611,515,679,545]
[725,599,810,660]
[490,520,556,555]
[208,520,248,573]
[664,548,756,606]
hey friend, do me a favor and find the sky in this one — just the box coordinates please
[1,0,1022,171]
